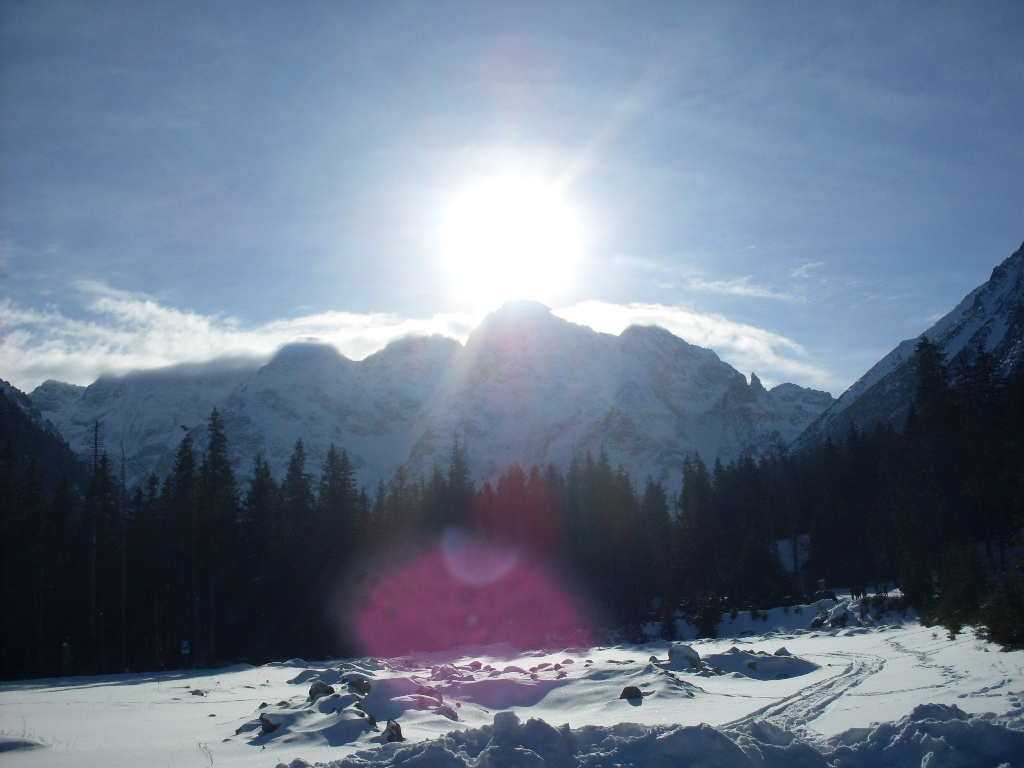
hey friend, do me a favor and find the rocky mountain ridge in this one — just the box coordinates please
[28,303,834,491]
[797,240,1024,448]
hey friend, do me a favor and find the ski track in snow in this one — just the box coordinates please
[724,650,885,739]
[883,634,968,694]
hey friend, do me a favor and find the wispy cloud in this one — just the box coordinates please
[0,284,480,392]
[684,276,800,302]
[0,285,838,395]
[791,262,825,278]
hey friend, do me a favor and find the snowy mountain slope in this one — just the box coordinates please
[0,379,89,489]
[30,359,262,486]
[27,303,833,490]
[0,378,64,437]
[797,240,1024,448]
[218,335,462,483]
[411,306,832,486]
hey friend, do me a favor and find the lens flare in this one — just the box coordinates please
[349,534,594,657]
[441,528,518,586]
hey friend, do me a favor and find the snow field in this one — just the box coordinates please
[2,600,1024,767]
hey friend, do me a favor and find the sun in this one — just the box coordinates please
[441,176,581,308]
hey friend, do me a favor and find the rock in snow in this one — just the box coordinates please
[667,643,702,670]
[308,681,336,701]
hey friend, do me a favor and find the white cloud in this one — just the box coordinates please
[0,285,481,392]
[684,276,800,301]
[0,285,838,395]
[791,261,825,278]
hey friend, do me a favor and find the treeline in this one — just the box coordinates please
[0,410,686,680]
[0,407,380,680]
[2,337,1023,680]
[705,338,1024,642]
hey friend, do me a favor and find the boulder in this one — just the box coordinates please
[308,681,335,700]
[347,678,372,695]
[259,713,282,734]
[619,685,643,700]
[668,643,702,670]
[385,719,404,742]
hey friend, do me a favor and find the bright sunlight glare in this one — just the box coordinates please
[441,176,582,309]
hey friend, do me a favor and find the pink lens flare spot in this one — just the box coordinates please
[351,536,594,657]
[441,528,519,585]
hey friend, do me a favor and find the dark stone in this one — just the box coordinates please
[385,719,404,742]
[308,681,335,700]
[830,612,849,628]
[348,678,372,695]
[619,686,643,700]
[259,713,282,734]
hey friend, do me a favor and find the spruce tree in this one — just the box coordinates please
[164,428,197,666]
[197,409,239,663]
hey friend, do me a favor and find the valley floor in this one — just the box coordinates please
[3,599,1024,767]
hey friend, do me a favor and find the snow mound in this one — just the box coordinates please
[824,703,1024,767]
[276,704,1024,767]
[231,691,379,748]
[700,646,820,679]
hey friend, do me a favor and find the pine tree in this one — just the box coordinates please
[319,444,357,531]
[281,439,315,534]
[914,337,949,410]
[639,478,672,621]
[164,428,197,666]
[84,451,119,672]
[200,409,238,528]
[446,437,473,527]
[279,439,320,656]
[241,453,279,661]
[196,409,239,663]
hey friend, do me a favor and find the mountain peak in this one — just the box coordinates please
[474,301,558,333]
[492,300,554,318]
[267,340,349,368]
[465,301,575,355]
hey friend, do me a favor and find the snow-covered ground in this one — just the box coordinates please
[3,598,1024,767]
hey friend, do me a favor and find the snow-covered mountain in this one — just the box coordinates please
[28,302,834,490]
[0,378,89,490]
[797,240,1024,448]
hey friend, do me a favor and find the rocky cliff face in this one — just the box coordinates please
[31,302,834,490]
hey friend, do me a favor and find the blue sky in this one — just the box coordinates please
[2,1,1022,394]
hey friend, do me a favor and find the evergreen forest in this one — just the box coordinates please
[2,338,1023,682]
